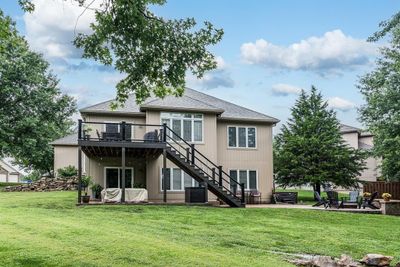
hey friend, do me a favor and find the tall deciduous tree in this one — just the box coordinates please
[359,11,400,181]
[274,87,366,194]
[0,11,76,174]
[20,0,224,106]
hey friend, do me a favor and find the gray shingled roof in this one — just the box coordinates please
[80,88,279,123]
[340,124,361,133]
[50,133,78,146]
[360,131,373,137]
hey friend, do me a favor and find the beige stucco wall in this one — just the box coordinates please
[341,132,380,183]
[360,156,379,182]
[54,146,79,173]
[217,120,274,202]
[341,132,359,148]
[359,135,373,146]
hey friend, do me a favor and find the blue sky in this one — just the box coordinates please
[2,0,399,130]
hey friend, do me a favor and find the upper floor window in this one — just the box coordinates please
[228,126,256,148]
[161,113,203,142]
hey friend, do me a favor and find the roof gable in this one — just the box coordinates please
[50,133,78,146]
[0,159,20,174]
[80,88,279,123]
[340,124,361,134]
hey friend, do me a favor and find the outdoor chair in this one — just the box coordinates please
[249,190,262,204]
[144,131,159,142]
[326,191,340,208]
[273,192,298,204]
[362,191,380,209]
[312,191,329,209]
[339,191,361,209]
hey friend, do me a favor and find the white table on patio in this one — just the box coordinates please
[101,188,148,203]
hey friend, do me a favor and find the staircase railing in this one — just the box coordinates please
[161,123,245,204]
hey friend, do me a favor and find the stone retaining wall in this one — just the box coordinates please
[380,200,400,216]
[4,177,78,192]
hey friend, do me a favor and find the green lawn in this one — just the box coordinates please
[0,192,399,266]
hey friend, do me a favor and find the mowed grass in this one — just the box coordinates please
[0,192,399,267]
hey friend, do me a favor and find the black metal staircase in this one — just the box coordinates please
[163,125,245,207]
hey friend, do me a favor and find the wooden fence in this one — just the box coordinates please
[363,182,400,200]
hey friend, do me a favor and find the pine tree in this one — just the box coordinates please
[274,86,366,194]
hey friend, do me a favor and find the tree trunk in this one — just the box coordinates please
[313,182,321,200]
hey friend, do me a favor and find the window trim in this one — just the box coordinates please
[227,126,257,149]
[160,112,204,144]
[104,167,134,189]
[159,167,200,192]
[228,169,258,191]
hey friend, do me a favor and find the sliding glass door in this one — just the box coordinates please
[105,167,133,188]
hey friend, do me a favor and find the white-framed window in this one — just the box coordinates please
[227,126,256,148]
[160,168,200,191]
[104,167,134,188]
[229,170,258,190]
[161,113,203,143]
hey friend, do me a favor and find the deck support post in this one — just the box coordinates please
[240,183,245,204]
[203,181,208,203]
[121,147,126,203]
[218,166,223,187]
[163,148,167,203]
[78,147,82,204]
[191,144,195,164]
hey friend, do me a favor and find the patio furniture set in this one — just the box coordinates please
[313,190,380,209]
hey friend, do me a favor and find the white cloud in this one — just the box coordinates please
[240,30,377,74]
[327,97,356,111]
[215,56,227,69]
[187,56,234,89]
[102,73,127,86]
[62,85,92,108]
[271,83,302,96]
[24,0,98,59]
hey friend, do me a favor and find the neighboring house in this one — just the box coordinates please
[340,124,380,182]
[0,159,22,183]
[51,88,279,206]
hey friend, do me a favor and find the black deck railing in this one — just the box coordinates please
[78,120,245,204]
[78,120,164,143]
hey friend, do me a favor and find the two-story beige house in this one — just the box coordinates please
[340,124,380,182]
[51,88,279,207]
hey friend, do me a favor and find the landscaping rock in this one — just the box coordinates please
[337,255,359,267]
[360,254,393,266]
[289,254,361,267]
[4,176,78,192]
